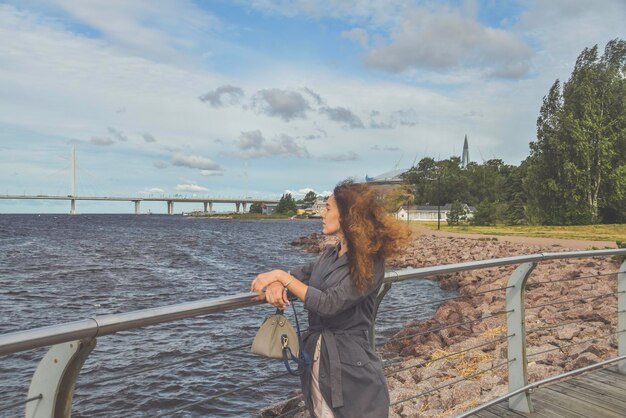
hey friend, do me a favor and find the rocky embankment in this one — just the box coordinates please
[265,232,622,417]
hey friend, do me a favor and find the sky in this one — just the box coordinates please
[0,0,624,213]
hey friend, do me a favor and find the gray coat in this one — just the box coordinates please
[290,245,389,418]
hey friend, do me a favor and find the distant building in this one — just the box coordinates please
[262,203,278,215]
[363,168,411,196]
[310,196,327,214]
[365,168,410,185]
[396,203,475,222]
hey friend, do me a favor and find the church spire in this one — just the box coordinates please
[462,134,470,168]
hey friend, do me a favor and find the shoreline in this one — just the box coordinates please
[266,230,622,417]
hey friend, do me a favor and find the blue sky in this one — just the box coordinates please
[0,0,624,213]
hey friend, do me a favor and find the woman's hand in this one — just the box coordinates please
[250,270,290,309]
[250,269,285,293]
[264,281,289,310]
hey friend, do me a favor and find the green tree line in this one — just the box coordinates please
[402,39,625,226]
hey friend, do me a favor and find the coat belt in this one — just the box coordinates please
[307,327,368,409]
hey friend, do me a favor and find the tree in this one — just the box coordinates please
[382,184,415,214]
[503,164,527,225]
[249,202,262,214]
[276,193,296,214]
[525,39,626,224]
[302,191,317,207]
[447,201,465,226]
[403,157,438,204]
[470,200,505,226]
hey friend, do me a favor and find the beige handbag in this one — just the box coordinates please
[251,310,299,358]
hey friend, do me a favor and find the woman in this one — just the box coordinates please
[251,181,408,418]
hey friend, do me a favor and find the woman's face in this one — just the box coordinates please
[321,195,341,236]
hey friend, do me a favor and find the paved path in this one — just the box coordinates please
[411,226,617,250]
[466,367,626,418]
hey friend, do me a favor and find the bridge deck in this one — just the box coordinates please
[467,367,626,418]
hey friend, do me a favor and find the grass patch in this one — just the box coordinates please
[413,222,626,242]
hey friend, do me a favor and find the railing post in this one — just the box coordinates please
[25,338,96,418]
[370,282,392,350]
[506,262,536,413]
[618,260,626,375]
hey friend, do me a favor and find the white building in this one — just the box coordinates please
[307,196,328,215]
[396,203,475,222]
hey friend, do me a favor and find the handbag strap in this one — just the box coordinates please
[281,303,311,376]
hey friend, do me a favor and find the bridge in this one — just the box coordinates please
[0,248,625,417]
[0,194,279,215]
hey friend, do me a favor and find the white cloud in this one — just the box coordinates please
[153,161,168,169]
[139,187,164,195]
[363,9,533,78]
[48,0,221,63]
[341,28,369,49]
[175,183,208,192]
[283,187,332,199]
[302,87,324,106]
[237,0,409,26]
[172,154,222,170]
[320,151,359,161]
[199,85,245,107]
[90,136,114,146]
[108,127,128,141]
[319,106,364,129]
[250,89,311,121]
[201,169,223,176]
[284,187,317,198]
[234,130,309,159]
[142,133,156,143]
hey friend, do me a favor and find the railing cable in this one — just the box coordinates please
[525,319,590,335]
[390,358,514,407]
[384,310,511,345]
[90,342,252,385]
[378,287,512,314]
[529,271,618,286]
[526,291,618,310]
[385,334,513,377]
[526,330,625,360]
[0,394,42,413]
[154,371,290,417]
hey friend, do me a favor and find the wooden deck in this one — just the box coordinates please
[466,367,626,418]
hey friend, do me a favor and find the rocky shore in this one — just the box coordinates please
[264,231,623,417]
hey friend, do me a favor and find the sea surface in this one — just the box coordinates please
[0,214,455,417]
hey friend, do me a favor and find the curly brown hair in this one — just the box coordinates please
[333,180,410,293]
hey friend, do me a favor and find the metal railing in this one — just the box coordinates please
[1,248,625,417]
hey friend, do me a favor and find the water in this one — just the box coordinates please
[0,214,455,417]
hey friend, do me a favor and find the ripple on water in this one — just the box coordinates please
[0,214,455,416]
